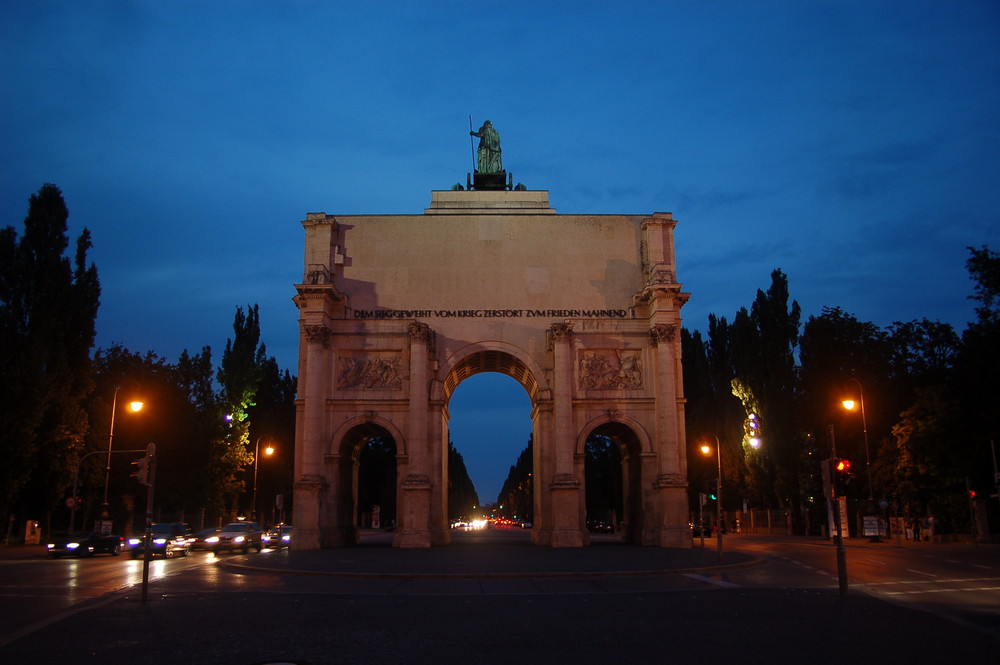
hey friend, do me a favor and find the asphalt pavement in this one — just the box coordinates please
[1,531,997,665]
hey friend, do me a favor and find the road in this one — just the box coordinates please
[0,532,996,663]
[719,534,1000,636]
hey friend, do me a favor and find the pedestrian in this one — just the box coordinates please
[911,518,920,543]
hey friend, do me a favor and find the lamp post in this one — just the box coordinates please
[841,377,873,504]
[251,437,275,522]
[700,434,723,562]
[102,385,143,520]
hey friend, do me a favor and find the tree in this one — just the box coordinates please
[87,345,217,532]
[890,387,972,532]
[213,305,268,519]
[0,184,100,534]
[497,437,532,522]
[247,356,297,524]
[729,270,802,514]
[448,439,480,519]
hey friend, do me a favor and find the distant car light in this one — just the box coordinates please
[205,536,219,543]
[128,538,142,546]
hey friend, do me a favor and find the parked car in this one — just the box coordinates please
[190,527,221,551]
[47,531,125,558]
[210,521,263,554]
[262,524,292,549]
[127,522,193,558]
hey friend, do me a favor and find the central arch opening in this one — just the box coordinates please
[444,350,536,540]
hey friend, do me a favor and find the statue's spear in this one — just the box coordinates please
[469,115,476,172]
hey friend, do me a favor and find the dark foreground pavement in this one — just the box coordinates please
[2,533,996,664]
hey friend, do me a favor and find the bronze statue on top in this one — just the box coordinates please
[470,120,502,174]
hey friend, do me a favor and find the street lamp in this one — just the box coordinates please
[102,385,144,520]
[841,378,873,503]
[700,434,723,562]
[251,437,275,522]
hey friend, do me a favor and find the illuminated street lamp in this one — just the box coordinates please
[700,434,724,563]
[102,385,144,519]
[251,437,275,521]
[841,378,873,503]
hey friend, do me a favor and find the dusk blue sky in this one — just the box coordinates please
[3,2,998,503]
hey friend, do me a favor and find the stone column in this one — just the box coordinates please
[650,323,690,547]
[397,321,432,547]
[548,322,583,546]
[293,323,330,550]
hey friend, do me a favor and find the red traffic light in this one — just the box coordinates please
[836,459,851,473]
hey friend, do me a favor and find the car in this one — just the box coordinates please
[690,523,713,537]
[47,531,125,557]
[190,527,221,551]
[127,522,193,559]
[588,521,614,533]
[210,521,263,554]
[262,524,292,549]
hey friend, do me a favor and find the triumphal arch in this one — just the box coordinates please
[292,152,691,549]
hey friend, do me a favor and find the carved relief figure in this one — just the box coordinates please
[337,355,402,390]
[579,350,642,389]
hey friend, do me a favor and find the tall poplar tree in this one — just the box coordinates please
[213,305,268,518]
[0,184,100,531]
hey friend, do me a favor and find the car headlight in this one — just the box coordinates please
[47,543,55,549]
[205,536,219,543]
[153,538,166,545]
[282,535,291,542]
[234,536,245,543]
[128,538,141,546]
[67,542,80,549]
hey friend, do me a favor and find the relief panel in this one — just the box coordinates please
[337,353,403,390]
[578,350,642,390]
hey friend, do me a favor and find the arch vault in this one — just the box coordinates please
[292,189,691,548]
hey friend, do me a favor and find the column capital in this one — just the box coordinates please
[549,321,574,342]
[649,323,678,345]
[408,321,433,349]
[303,324,331,346]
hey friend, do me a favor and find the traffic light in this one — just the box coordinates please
[834,458,852,496]
[131,456,149,485]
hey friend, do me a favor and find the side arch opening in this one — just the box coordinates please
[583,421,645,545]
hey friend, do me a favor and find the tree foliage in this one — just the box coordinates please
[213,305,270,519]
[0,184,100,530]
[685,248,998,537]
[448,440,480,519]
[497,437,532,521]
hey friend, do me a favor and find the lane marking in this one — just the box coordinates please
[683,573,741,589]
[906,569,937,578]
[880,586,1000,596]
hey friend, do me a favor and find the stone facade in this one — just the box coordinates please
[292,190,691,548]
